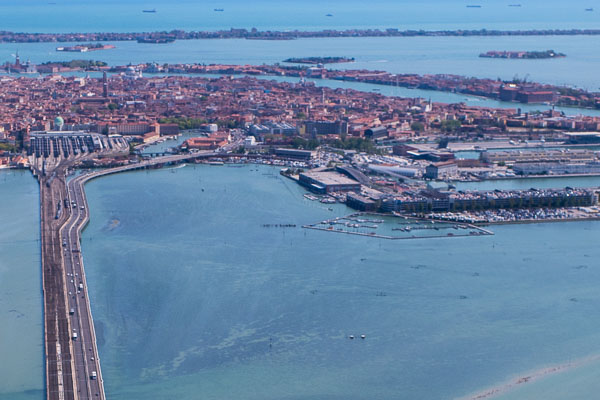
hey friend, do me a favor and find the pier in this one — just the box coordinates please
[303,213,494,240]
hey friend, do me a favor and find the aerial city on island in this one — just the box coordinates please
[2,2,600,400]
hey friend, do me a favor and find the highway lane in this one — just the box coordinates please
[59,173,105,399]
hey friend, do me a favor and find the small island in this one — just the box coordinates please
[56,43,115,52]
[283,56,355,64]
[479,50,566,59]
[37,60,108,73]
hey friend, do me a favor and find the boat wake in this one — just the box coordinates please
[168,163,187,170]
[460,354,600,400]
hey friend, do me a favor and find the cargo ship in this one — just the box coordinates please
[142,9,156,13]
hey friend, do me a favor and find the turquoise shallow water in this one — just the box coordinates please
[0,170,43,400]
[79,164,600,400]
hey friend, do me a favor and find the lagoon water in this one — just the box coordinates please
[76,164,600,400]
[3,1,600,398]
[0,170,43,400]
[2,35,600,90]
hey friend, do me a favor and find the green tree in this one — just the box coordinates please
[411,122,424,132]
[440,120,461,132]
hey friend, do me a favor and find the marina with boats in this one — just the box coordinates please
[303,212,493,240]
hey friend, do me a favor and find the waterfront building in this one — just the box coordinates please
[299,171,361,194]
[156,124,180,136]
[370,188,597,214]
[346,192,379,211]
[481,149,597,164]
[513,162,600,175]
[123,66,143,80]
[273,148,312,161]
[425,161,458,179]
[499,84,556,104]
[182,135,228,150]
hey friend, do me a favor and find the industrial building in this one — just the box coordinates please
[513,162,600,175]
[273,148,312,161]
[346,192,379,211]
[481,149,597,164]
[375,188,597,213]
[299,171,361,194]
[424,161,458,179]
